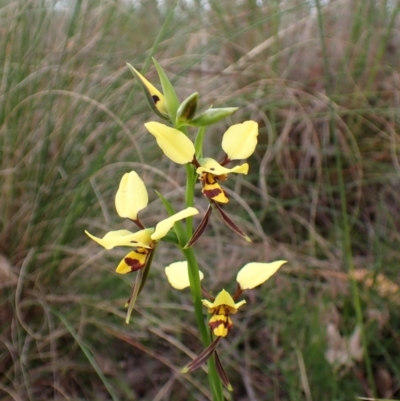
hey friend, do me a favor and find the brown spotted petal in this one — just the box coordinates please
[200,173,229,204]
[212,201,251,242]
[116,248,150,274]
[184,204,212,248]
[181,337,221,373]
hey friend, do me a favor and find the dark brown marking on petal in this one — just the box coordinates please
[152,95,160,104]
[209,319,227,330]
[203,187,223,200]
[124,257,144,272]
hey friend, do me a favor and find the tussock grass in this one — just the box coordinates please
[1,0,400,400]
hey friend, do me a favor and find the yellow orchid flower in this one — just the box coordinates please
[85,171,198,323]
[165,259,286,389]
[145,120,258,245]
[85,208,198,274]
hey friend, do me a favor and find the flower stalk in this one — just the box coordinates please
[84,59,288,400]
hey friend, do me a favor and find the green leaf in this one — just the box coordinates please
[153,58,180,122]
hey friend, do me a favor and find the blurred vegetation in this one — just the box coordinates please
[1,0,400,400]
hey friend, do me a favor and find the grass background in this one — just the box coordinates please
[1,0,400,400]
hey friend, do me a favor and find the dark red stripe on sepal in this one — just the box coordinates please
[184,205,212,248]
[212,201,252,242]
[214,351,233,391]
[181,336,221,373]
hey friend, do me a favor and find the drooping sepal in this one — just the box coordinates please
[124,267,143,324]
[126,63,168,119]
[188,107,238,127]
[181,337,221,373]
[184,204,212,248]
[213,201,251,242]
[125,245,157,324]
[176,92,198,124]
[214,351,233,391]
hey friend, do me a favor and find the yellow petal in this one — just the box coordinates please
[152,207,198,240]
[129,65,168,117]
[84,228,154,250]
[202,289,246,314]
[165,261,204,290]
[236,261,287,290]
[115,171,148,220]
[196,158,249,175]
[116,249,150,274]
[221,121,258,160]
[144,122,195,164]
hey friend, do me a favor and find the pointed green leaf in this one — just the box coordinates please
[152,58,180,122]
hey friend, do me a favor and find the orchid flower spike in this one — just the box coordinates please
[85,171,198,323]
[165,259,286,390]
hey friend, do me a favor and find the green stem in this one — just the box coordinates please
[179,130,224,400]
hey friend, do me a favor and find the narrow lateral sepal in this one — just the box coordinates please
[184,204,212,248]
[125,268,144,324]
[214,351,233,391]
[212,201,251,242]
[181,337,221,373]
[125,245,157,324]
